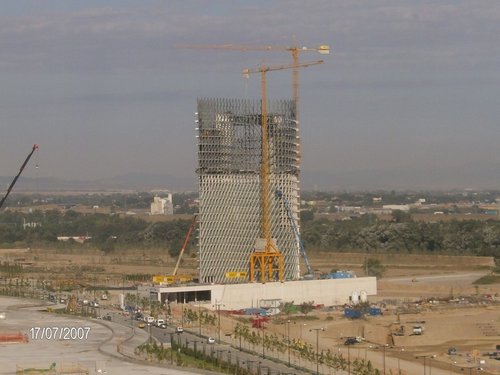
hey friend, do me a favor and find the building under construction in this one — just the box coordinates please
[196,98,300,284]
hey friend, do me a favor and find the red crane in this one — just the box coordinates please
[173,214,198,276]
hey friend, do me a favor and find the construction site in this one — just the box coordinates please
[1,41,499,374]
[138,42,378,310]
[143,95,377,308]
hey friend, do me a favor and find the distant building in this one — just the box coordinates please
[382,204,410,212]
[151,194,173,215]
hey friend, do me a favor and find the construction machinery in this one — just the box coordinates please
[176,40,329,113]
[0,144,39,210]
[152,214,197,285]
[176,41,330,162]
[243,60,323,283]
[173,214,197,276]
[275,190,313,278]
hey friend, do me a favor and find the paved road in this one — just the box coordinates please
[104,309,497,375]
[0,297,209,375]
[385,271,487,285]
[108,310,313,375]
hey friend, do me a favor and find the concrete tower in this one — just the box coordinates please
[196,98,301,284]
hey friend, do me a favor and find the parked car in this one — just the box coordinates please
[344,337,358,345]
[138,322,146,329]
[156,318,165,327]
[207,337,216,344]
[158,323,167,329]
[175,326,184,333]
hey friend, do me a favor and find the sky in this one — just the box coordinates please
[1,0,500,191]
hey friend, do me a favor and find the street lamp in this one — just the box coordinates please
[310,327,325,375]
[285,319,292,367]
[365,345,373,362]
[181,295,185,327]
[217,349,225,371]
[416,354,436,375]
[300,323,307,340]
[261,320,266,359]
[198,300,202,336]
[214,301,224,344]
[398,348,405,375]
[245,360,258,375]
[192,339,200,357]
[347,344,351,375]
[169,332,174,364]
[383,344,388,375]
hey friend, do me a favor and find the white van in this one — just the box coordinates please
[156,318,165,327]
[145,316,155,324]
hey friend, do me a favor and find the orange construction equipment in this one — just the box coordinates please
[173,214,197,276]
[243,60,324,283]
[152,214,197,285]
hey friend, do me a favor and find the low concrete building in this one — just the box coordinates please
[140,277,377,310]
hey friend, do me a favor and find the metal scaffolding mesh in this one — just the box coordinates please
[197,98,301,284]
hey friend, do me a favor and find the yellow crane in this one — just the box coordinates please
[243,60,324,283]
[176,41,329,105]
[175,41,330,159]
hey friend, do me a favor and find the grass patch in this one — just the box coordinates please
[473,274,500,285]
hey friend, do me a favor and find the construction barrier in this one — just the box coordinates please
[0,332,28,343]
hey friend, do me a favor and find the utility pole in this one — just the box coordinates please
[214,301,224,343]
[287,320,291,367]
[310,328,325,375]
[261,320,266,359]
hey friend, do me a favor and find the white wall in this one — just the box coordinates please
[152,277,377,310]
[210,277,377,309]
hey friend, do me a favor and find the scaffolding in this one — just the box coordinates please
[197,98,301,284]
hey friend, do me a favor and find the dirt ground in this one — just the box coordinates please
[1,247,500,373]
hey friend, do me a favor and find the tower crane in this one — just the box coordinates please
[175,41,330,160]
[0,144,39,210]
[243,60,323,283]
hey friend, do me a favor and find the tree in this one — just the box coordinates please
[392,210,412,223]
[300,301,315,315]
[363,258,386,278]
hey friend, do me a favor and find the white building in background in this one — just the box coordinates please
[151,194,173,215]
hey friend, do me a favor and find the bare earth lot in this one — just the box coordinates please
[1,247,499,374]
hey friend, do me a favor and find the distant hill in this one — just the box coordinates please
[0,173,197,193]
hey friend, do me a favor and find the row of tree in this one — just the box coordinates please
[301,214,500,258]
[1,209,499,259]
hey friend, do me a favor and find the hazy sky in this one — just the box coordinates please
[1,1,499,190]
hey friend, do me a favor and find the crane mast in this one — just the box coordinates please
[243,60,323,283]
